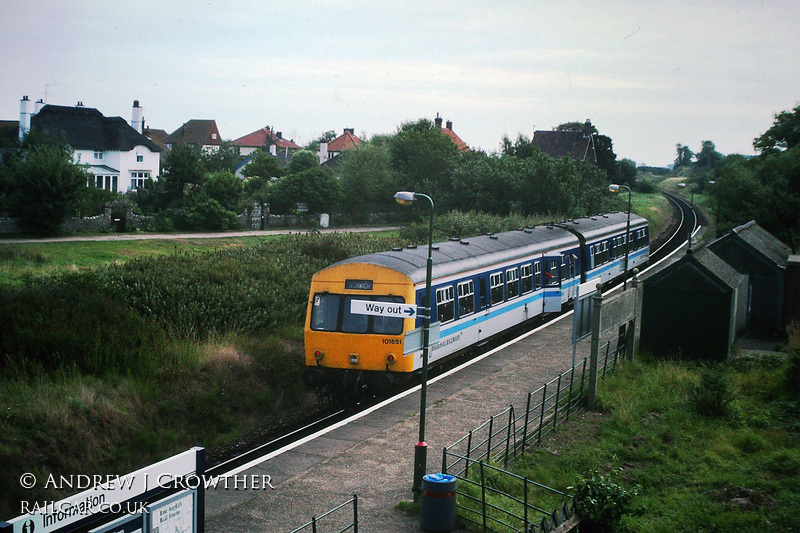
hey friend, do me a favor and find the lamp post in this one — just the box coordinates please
[394,190,434,502]
[608,184,631,290]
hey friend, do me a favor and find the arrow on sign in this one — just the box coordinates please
[350,299,418,319]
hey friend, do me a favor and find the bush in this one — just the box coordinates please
[691,365,737,418]
[572,470,637,531]
[0,280,167,376]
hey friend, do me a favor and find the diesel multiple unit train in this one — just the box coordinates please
[303,212,649,398]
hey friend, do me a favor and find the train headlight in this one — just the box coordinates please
[349,354,359,364]
[314,350,324,361]
[386,353,396,365]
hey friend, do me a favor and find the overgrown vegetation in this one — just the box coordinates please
[507,344,800,532]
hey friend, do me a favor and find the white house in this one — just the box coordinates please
[21,97,161,192]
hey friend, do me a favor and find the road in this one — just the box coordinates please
[0,226,400,244]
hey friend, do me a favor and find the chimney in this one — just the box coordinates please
[434,113,443,129]
[318,141,328,164]
[276,131,283,140]
[35,99,44,113]
[19,96,31,141]
[131,100,144,134]
[344,127,354,135]
[76,101,84,107]
[446,120,453,131]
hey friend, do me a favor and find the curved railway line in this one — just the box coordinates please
[207,192,702,479]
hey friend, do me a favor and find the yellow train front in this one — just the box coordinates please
[303,262,419,398]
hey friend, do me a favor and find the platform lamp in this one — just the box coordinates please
[394,190,434,502]
[608,184,632,290]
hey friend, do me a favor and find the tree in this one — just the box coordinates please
[674,144,694,169]
[389,119,460,207]
[5,144,89,235]
[338,142,396,219]
[161,144,206,206]
[286,149,319,174]
[201,170,244,212]
[269,167,341,214]
[754,104,800,155]
[242,150,283,180]
[695,140,723,172]
[202,141,241,173]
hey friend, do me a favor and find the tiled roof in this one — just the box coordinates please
[232,127,301,150]
[441,126,469,152]
[433,116,470,152]
[532,130,596,162]
[327,129,361,152]
[30,105,161,152]
[165,119,221,147]
[732,221,792,268]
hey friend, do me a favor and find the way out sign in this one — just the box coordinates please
[350,299,417,319]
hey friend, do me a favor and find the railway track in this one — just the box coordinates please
[206,192,702,480]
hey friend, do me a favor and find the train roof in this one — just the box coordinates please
[326,211,647,285]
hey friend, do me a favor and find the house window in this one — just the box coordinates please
[130,171,150,190]
[136,154,144,162]
[94,151,103,160]
[457,280,475,317]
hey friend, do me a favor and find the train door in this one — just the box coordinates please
[542,255,562,313]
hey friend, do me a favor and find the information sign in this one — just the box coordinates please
[146,490,196,533]
[350,299,418,319]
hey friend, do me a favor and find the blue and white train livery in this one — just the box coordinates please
[303,212,649,397]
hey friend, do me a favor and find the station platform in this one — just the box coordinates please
[205,310,593,533]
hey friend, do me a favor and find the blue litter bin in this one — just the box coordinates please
[420,473,457,532]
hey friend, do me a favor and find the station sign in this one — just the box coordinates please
[350,299,418,319]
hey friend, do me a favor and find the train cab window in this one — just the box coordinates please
[311,294,340,331]
[457,280,475,317]
[506,268,520,299]
[521,264,533,294]
[437,286,455,323]
[534,262,542,289]
[342,295,370,333]
[490,272,505,304]
[311,294,404,335]
[372,296,405,335]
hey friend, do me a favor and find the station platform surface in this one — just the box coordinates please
[205,308,597,533]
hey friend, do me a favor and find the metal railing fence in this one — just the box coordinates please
[287,494,358,533]
[442,335,627,531]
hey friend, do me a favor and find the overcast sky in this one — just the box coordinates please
[2,0,797,166]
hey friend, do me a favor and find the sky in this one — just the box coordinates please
[1,0,798,167]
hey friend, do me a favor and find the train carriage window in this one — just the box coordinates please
[560,256,567,279]
[545,262,559,286]
[507,268,520,299]
[457,280,475,317]
[311,294,340,331]
[490,272,505,304]
[521,264,533,293]
[534,262,542,288]
[437,286,455,323]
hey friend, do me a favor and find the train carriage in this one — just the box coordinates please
[304,212,648,398]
